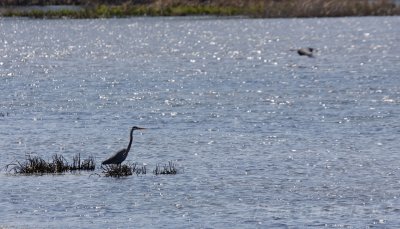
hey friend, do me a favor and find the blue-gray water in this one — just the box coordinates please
[0,16,399,228]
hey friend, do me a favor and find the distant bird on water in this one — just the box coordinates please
[296,47,315,57]
[102,126,146,165]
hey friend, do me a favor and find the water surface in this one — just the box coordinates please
[0,16,400,227]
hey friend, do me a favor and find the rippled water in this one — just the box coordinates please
[1,16,400,228]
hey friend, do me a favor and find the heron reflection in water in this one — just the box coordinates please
[102,126,146,165]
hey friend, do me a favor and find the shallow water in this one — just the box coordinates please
[0,16,400,227]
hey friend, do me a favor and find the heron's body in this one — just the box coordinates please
[102,148,129,165]
[102,126,145,165]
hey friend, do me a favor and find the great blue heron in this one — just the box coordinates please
[297,48,314,57]
[102,126,146,165]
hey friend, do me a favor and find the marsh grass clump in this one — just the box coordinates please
[153,161,178,175]
[81,156,96,171]
[70,153,96,171]
[131,163,147,176]
[49,154,70,173]
[102,163,147,177]
[7,155,52,174]
[102,164,132,177]
[7,153,96,174]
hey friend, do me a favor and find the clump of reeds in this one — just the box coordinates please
[70,153,96,171]
[131,163,147,175]
[7,155,52,174]
[7,153,96,174]
[49,154,70,173]
[153,161,178,175]
[102,163,147,177]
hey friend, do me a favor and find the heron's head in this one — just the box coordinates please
[132,126,146,131]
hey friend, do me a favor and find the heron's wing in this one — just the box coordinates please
[102,148,126,164]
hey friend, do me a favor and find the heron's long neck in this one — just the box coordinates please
[126,128,134,153]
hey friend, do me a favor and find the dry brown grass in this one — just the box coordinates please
[262,0,399,18]
[1,0,399,18]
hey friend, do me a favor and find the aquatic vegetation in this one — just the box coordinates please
[102,161,178,177]
[102,163,147,177]
[7,155,53,174]
[50,154,70,173]
[6,155,179,177]
[70,153,96,171]
[153,161,178,175]
[131,163,147,176]
[102,164,133,177]
[7,154,96,174]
